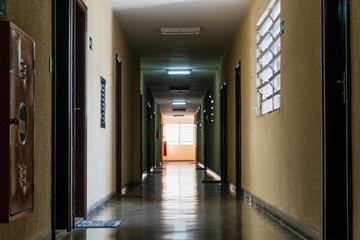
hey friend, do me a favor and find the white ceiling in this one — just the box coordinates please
[109,0,251,117]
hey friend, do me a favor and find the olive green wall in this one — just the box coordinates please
[352,0,360,239]
[221,0,322,233]
[202,76,221,174]
[154,103,162,166]
[0,1,52,239]
[140,77,156,174]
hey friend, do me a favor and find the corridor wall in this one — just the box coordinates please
[140,76,156,174]
[352,0,360,239]
[0,1,52,239]
[83,0,139,209]
[221,0,322,234]
[202,78,221,174]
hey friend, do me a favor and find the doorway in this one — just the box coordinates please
[52,0,87,233]
[235,62,241,192]
[115,55,122,195]
[146,103,154,173]
[73,0,87,220]
[203,109,208,174]
[322,0,352,239]
[220,82,228,183]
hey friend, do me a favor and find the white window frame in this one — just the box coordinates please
[256,0,281,115]
[165,123,194,146]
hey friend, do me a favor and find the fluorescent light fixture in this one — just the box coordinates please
[171,100,187,105]
[167,69,191,75]
[161,27,200,35]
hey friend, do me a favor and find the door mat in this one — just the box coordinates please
[75,220,123,228]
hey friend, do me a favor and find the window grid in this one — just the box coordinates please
[165,124,194,146]
[256,0,281,115]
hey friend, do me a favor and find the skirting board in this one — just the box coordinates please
[87,192,115,218]
[241,189,322,240]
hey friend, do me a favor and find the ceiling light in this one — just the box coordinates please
[167,69,191,75]
[171,100,187,105]
[161,27,200,35]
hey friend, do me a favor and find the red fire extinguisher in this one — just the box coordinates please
[163,141,167,156]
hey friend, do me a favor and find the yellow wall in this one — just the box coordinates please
[163,118,195,161]
[84,0,138,208]
[1,0,139,237]
[352,0,360,238]
[221,0,322,233]
[0,1,52,239]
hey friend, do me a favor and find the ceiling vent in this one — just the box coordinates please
[161,27,200,35]
[173,115,185,117]
[169,85,190,91]
[173,108,186,112]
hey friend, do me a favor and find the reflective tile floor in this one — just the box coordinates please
[59,161,305,240]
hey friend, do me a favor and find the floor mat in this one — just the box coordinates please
[75,220,123,228]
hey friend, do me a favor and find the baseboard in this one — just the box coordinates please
[241,189,322,240]
[87,191,115,218]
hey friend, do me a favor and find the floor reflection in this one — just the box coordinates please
[58,161,305,240]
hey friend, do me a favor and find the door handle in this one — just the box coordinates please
[9,118,19,125]
[337,72,346,104]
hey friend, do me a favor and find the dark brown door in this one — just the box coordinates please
[53,0,73,232]
[322,0,352,239]
[220,82,228,184]
[147,103,154,173]
[116,55,122,195]
[73,0,87,219]
[235,62,241,192]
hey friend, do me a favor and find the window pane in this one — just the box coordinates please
[271,55,281,72]
[258,67,273,83]
[180,124,194,146]
[271,73,281,91]
[274,94,281,110]
[258,50,273,68]
[270,37,281,55]
[270,0,281,20]
[258,17,273,37]
[258,34,273,52]
[258,83,274,99]
[165,124,179,146]
[262,98,273,115]
[270,18,281,37]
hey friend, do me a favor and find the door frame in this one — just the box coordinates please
[52,0,73,232]
[220,81,228,183]
[115,55,122,195]
[140,93,143,178]
[146,103,153,173]
[73,0,87,220]
[235,62,241,192]
[203,109,208,175]
[322,0,352,239]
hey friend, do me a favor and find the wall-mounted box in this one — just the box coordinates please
[0,21,35,222]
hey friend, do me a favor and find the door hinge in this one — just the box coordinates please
[337,72,347,104]
[49,57,53,74]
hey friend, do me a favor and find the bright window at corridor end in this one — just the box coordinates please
[165,124,194,146]
[256,0,281,115]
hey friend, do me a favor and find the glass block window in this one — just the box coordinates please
[165,124,194,146]
[257,0,281,115]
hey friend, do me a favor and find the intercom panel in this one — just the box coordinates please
[0,21,35,222]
